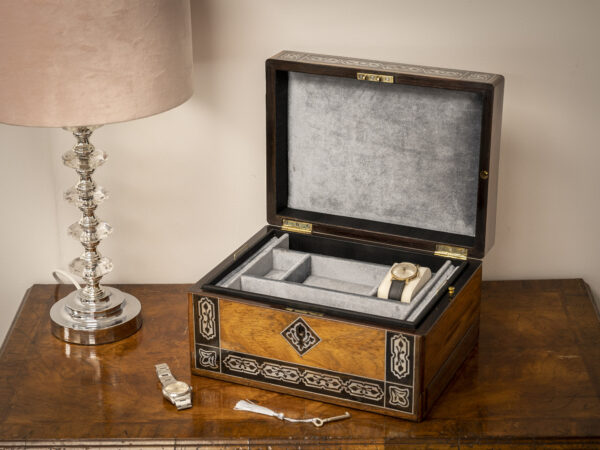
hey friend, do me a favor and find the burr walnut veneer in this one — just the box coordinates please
[0,281,598,448]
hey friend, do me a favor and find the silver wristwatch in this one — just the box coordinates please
[155,363,192,410]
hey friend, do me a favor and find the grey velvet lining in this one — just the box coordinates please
[287,72,483,237]
[240,275,423,320]
[217,233,453,322]
[284,251,388,296]
[217,235,291,290]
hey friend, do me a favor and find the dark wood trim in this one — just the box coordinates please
[268,50,503,88]
[193,226,272,287]
[265,52,504,259]
[484,75,505,254]
[190,367,417,421]
[424,316,480,415]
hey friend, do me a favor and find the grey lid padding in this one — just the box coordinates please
[287,72,483,237]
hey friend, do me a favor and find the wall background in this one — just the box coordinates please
[1,0,599,343]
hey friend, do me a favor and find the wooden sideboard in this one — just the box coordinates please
[0,280,598,448]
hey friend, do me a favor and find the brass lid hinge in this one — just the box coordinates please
[434,244,468,260]
[281,219,313,235]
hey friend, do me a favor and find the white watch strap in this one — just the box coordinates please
[155,363,176,387]
[377,266,432,303]
[377,267,394,299]
[399,267,432,303]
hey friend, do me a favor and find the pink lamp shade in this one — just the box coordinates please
[0,0,193,127]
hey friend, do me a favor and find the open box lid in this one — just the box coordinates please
[266,51,504,259]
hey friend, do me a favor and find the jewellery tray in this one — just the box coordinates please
[189,51,504,421]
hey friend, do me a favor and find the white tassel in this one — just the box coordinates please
[234,399,285,420]
[234,400,351,427]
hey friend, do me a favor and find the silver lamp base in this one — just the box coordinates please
[50,286,142,345]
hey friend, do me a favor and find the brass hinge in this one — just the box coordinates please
[357,72,394,83]
[434,244,468,260]
[281,219,312,235]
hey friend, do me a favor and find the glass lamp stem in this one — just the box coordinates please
[50,126,142,345]
[69,126,108,302]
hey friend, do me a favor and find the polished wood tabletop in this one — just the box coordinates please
[0,280,599,448]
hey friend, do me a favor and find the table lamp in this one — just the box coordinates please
[0,0,193,345]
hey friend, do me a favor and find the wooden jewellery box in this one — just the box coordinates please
[189,51,504,421]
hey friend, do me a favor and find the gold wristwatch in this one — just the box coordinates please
[388,262,419,300]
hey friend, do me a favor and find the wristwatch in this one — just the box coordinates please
[380,262,419,301]
[377,262,422,302]
[155,363,192,410]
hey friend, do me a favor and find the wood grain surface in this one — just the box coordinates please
[422,267,481,387]
[1,280,599,448]
[197,266,479,421]
[219,298,386,380]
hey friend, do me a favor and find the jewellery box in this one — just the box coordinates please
[189,51,504,421]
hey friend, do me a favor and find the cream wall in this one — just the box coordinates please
[1,0,599,343]
[0,127,59,341]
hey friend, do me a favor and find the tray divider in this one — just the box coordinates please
[280,253,311,283]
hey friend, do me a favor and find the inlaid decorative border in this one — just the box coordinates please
[199,297,217,340]
[276,51,496,82]
[221,349,386,406]
[386,383,412,411]
[386,332,414,386]
[281,317,321,356]
[193,295,220,347]
[192,296,414,414]
[196,344,220,373]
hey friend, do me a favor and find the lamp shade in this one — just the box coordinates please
[0,0,193,127]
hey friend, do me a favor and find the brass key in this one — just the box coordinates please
[311,411,351,427]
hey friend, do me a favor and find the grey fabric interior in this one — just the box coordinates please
[285,251,388,296]
[217,233,454,322]
[217,235,290,290]
[287,72,483,237]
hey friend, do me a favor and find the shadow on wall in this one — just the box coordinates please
[191,1,215,63]
[189,1,218,110]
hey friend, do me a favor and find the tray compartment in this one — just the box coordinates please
[218,232,461,322]
[281,252,388,296]
[217,235,298,289]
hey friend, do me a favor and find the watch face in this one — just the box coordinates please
[391,262,418,281]
[164,381,190,395]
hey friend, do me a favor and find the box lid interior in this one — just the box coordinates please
[267,52,502,259]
